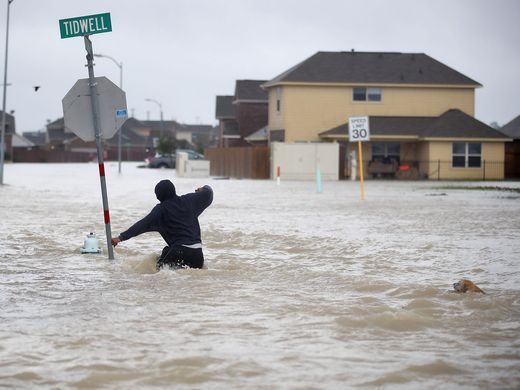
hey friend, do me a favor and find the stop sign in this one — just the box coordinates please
[62,76,127,142]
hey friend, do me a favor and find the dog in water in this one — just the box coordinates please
[453,279,485,294]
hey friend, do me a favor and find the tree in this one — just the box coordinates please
[157,135,176,155]
[489,121,501,129]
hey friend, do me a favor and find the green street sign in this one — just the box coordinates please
[59,13,112,39]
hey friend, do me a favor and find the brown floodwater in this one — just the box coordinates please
[1,163,519,388]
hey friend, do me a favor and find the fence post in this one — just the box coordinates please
[438,159,441,181]
[483,159,486,181]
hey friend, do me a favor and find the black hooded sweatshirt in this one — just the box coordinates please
[118,180,213,247]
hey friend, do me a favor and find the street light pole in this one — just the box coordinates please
[145,98,164,139]
[0,0,14,186]
[94,53,123,174]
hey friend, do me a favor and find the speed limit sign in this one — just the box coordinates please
[348,116,370,142]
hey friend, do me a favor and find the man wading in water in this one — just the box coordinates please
[111,179,213,269]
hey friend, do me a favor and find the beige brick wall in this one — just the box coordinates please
[268,84,476,142]
[268,88,284,131]
[426,141,505,180]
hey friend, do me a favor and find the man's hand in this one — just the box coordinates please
[111,236,121,247]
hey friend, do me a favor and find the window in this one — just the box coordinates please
[353,87,366,101]
[353,87,382,102]
[452,142,481,168]
[372,142,400,162]
[276,87,282,112]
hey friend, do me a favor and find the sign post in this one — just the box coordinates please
[348,116,370,200]
[59,13,123,260]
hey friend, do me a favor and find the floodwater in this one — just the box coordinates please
[1,162,519,389]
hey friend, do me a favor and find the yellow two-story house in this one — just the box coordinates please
[262,51,510,180]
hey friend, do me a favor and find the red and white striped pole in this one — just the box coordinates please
[97,161,114,259]
[85,36,114,259]
[276,165,281,186]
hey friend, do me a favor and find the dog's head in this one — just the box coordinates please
[453,279,484,293]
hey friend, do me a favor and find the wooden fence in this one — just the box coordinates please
[205,147,270,179]
[12,147,151,163]
[13,148,93,163]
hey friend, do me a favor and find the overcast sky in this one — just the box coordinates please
[1,0,519,133]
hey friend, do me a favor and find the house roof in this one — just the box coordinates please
[105,126,148,147]
[500,115,520,139]
[215,95,236,119]
[319,109,509,140]
[23,131,47,146]
[47,127,76,143]
[264,51,481,87]
[11,133,35,148]
[422,109,504,138]
[245,125,268,142]
[47,117,65,130]
[141,120,178,134]
[177,124,214,134]
[234,80,268,102]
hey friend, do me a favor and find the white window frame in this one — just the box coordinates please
[452,142,481,168]
[353,87,382,102]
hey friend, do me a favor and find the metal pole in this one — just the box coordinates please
[93,53,123,174]
[0,0,14,185]
[118,61,122,174]
[160,108,164,138]
[85,36,114,260]
[358,141,365,200]
[145,98,163,139]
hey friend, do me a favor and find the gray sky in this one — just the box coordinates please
[2,0,519,133]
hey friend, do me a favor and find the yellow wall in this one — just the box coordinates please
[346,140,505,180]
[268,84,475,142]
[426,141,505,180]
[268,88,284,130]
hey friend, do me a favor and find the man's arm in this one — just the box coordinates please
[192,185,213,216]
[112,205,162,246]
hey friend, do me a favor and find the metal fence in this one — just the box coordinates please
[363,160,505,181]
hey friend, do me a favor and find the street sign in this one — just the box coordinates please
[59,13,112,39]
[348,116,370,200]
[348,116,370,142]
[60,15,117,260]
[62,76,127,142]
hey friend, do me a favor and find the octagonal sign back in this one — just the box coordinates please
[62,76,127,142]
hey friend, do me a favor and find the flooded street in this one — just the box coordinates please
[1,163,519,389]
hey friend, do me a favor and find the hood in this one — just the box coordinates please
[155,180,176,202]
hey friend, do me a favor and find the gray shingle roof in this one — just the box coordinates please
[319,109,508,140]
[234,80,268,101]
[216,96,236,119]
[141,120,179,133]
[47,128,76,143]
[177,124,214,134]
[265,51,481,86]
[500,115,520,139]
[245,125,268,142]
[22,131,47,146]
[422,109,504,138]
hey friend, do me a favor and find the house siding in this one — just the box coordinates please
[426,141,505,180]
[268,88,284,131]
[237,102,268,139]
[269,84,475,142]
